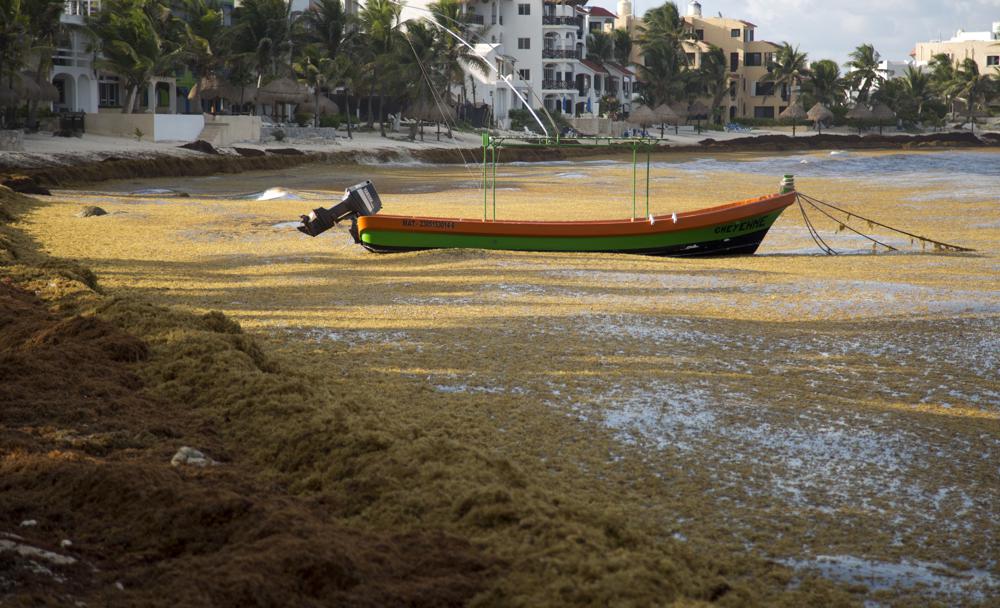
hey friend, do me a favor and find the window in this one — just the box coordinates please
[987,55,999,66]
[746,28,755,41]
[518,37,530,50]
[518,69,530,81]
[686,52,696,65]
[694,29,704,41]
[754,81,775,96]
[730,28,740,38]
[518,3,530,15]
[99,77,120,107]
[753,106,775,119]
[745,52,762,66]
[730,52,739,71]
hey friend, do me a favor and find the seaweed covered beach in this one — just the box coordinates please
[2,149,998,606]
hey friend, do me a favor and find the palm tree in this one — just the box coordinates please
[612,28,632,66]
[0,0,29,127]
[292,45,332,127]
[301,0,348,59]
[636,2,690,107]
[86,0,183,113]
[902,65,932,117]
[228,0,295,88]
[804,59,845,107]
[178,0,225,113]
[763,42,808,103]
[638,1,687,52]
[21,0,64,126]
[635,42,687,108]
[330,52,359,138]
[845,43,881,102]
[927,53,957,115]
[696,46,728,124]
[587,30,612,62]
[428,0,488,110]
[357,0,401,135]
[946,58,997,132]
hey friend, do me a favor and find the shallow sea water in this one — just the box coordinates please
[25,148,1000,606]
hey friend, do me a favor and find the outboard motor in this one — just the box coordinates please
[298,180,382,239]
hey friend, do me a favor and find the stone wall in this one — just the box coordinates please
[0,130,23,151]
[262,126,339,141]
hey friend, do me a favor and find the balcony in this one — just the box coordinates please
[467,14,484,26]
[63,0,98,21]
[542,49,580,60]
[542,16,580,27]
[542,79,575,91]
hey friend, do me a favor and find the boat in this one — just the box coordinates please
[297,179,797,257]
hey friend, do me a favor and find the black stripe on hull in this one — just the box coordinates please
[359,228,772,257]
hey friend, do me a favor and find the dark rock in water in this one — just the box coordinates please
[179,140,219,155]
[1,175,50,196]
[980,132,1000,144]
[77,205,107,217]
[234,147,266,158]
[267,148,304,156]
[101,156,124,162]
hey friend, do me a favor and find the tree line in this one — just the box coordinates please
[625,1,998,128]
[1,0,488,136]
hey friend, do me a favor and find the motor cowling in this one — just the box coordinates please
[298,180,382,237]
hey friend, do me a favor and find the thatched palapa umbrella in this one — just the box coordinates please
[807,103,833,134]
[652,104,677,137]
[779,101,807,136]
[669,101,689,135]
[870,103,895,134]
[688,100,709,134]
[199,75,257,107]
[298,96,339,117]
[409,99,456,141]
[846,103,873,134]
[629,104,656,128]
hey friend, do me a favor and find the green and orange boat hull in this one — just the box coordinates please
[354,192,796,257]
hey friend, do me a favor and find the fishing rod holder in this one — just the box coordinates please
[298,180,382,237]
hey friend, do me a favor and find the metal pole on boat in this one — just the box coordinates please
[492,144,497,221]
[631,140,637,220]
[645,143,651,218]
[482,132,488,221]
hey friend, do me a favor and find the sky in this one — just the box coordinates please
[589,0,1000,65]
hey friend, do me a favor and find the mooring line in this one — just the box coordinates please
[798,193,974,252]
[796,194,836,255]
[800,195,898,252]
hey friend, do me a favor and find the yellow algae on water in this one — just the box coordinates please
[17,149,1000,605]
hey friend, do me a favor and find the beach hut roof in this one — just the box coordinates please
[669,101,689,119]
[629,104,656,126]
[408,99,456,123]
[779,102,807,120]
[846,104,874,119]
[687,100,710,119]
[298,96,339,116]
[14,72,58,102]
[871,103,895,120]
[196,75,258,101]
[652,103,678,124]
[257,77,309,103]
[807,103,833,122]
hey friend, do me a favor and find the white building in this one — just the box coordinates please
[51,0,189,115]
[876,59,915,81]
[401,0,635,129]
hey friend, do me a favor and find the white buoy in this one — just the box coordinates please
[671,212,678,224]
[649,214,655,225]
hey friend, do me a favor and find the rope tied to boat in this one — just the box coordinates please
[793,192,975,256]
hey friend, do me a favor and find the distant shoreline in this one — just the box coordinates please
[2,130,998,189]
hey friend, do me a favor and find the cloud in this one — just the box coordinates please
[591,0,1000,64]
